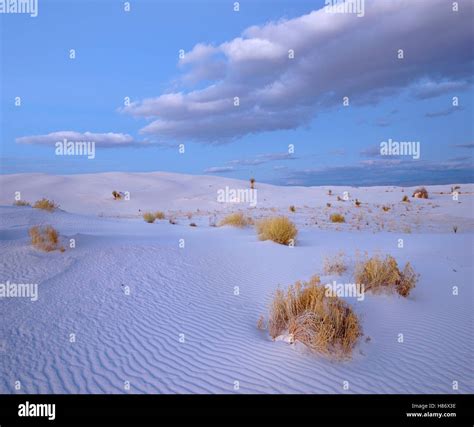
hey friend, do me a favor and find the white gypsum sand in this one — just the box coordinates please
[0,172,472,393]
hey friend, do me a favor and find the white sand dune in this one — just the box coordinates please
[0,173,473,393]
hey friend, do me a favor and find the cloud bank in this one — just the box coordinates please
[122,0,473,143]
[16,131,140,147]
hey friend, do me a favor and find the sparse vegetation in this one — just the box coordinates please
[154,211,165,220]
[267,276,361,358]
[143,212,156,223]
[453,225,458,234]
[355,199,361,207]
[412,187,428,199]
[14,200,30,206]
[289,205,296,213]
[326,203,331,208]
[330,213,345,223]
[323,253,347,275]
[382,206,391,212]
[219,212,251,228]
[29,225,64,252]
[250,177,256,190]
[327,189,332,196]
[354,255,418,297]
[33,198,59,212]
[402,195,410,203]
[112,190,123,200]
[189,222,197,227]
[256,216,297,245]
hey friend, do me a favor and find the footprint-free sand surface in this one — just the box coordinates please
[0,173,472,393]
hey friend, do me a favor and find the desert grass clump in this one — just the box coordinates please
[14,200,30,206]
[412,187,428,199]
[256,216,297,246]
[354,255,418,297]
[29,225,63,252]
[289,205,296,213]
[154,211,165,220]
[219,212,251,228]
[354,199,361,207]
[382,205,391,212]
[330,213,345,223]
[402,195,410,203]
[323,253,347,275]
[112,190,124,200]
[143,212,156,223]
[268,276,361,358]
[33,198,59,212]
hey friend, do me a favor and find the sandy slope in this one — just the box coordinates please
[0,173,473,393]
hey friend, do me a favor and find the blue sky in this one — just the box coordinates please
[1,0,473,185]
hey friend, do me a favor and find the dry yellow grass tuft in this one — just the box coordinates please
[330,213,345,223]
[14,200,30,206]
[412,187,428,199]
[402,195,410,203]
[154,211,165,220]
[143,212,156,223]
[256,216,297,245]
[33,198,59,212]
[29,225,63,252]
[219,212,252,228]
[382,206,391,212]
[323,253,347,275]
[354,255,418,297]
[112,190,123,200]
[268,276,361,358]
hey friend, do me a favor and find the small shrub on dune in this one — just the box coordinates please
[268,276,361,358]
[412,187,428,199]
[14,200,30,206]
[354,255,418,297]
[29,225,63,252]
[112,190,123,200]
[402,195,410,203]
[154,211,165,220]
[323,253,347,275]
[330,213,345,223]
[189,222,197,227]
[143,212,156,223]
[382,205,391,212]
[33,198,58,212]
[256,216,297,245]
[354,199,361,207]
[219,212,251,228]
[289,205,296,213]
